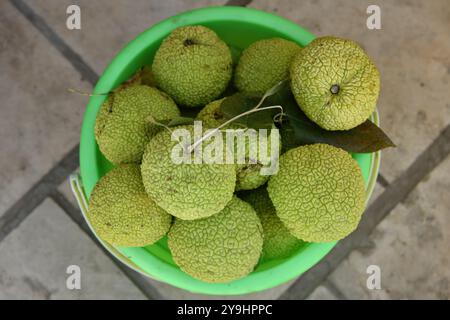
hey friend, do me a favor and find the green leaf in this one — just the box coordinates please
[219,78,395,153]
[277,91,395,153]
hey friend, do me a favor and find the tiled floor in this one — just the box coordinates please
[1,0,449,299]
[329,155,450,299]
[0,200,145,299]
[0,0,89,217]
[24,0,225,75]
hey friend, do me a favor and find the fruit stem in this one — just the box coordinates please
[273,112,286,124]
[253,79,287,110]
[147,116,173,134]
[183,39,195,46]
[330,84,340,94]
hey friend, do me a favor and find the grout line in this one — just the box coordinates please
[225,0,253,6]
[279,124,450,300]
[50,190,165,300]
[0,145,79,243]
[323,279,347,300]
[10,0,98,85]
[50,189,89,230]
[377,174,389,188]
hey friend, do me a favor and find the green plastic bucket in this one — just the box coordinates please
[79,6,380,295]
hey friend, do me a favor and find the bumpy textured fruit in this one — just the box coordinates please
[152,25,232,107]
[235,163,269,191]
[241,187,304,260]
[141,125,236,220]
[235,38,301,97]
[168,196,263,283]
[267,144,366,242]
[290,36,380,131]
[95,85,180,164]
[87,164,172,247]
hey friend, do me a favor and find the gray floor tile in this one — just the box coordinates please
[0,199,145,299]
[0,1,90,217]
[25,0,226,75]
[328,154,450,299]
[368,182,384,206]
[306,285,338,300]
[250,0,450,183]
[327,257,389,300]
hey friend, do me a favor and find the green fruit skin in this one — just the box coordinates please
[95,85,180,164]
[241,187,304,260]
[168,196,263,283]
[87,164,172,247]
[235,163,269,191]
[235,38,301,98]
[290,36,380,131]
[152,26,233,107]
[141,125,236,220]
[267,144,366,242]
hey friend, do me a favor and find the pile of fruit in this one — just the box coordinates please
[87,25,381,283]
